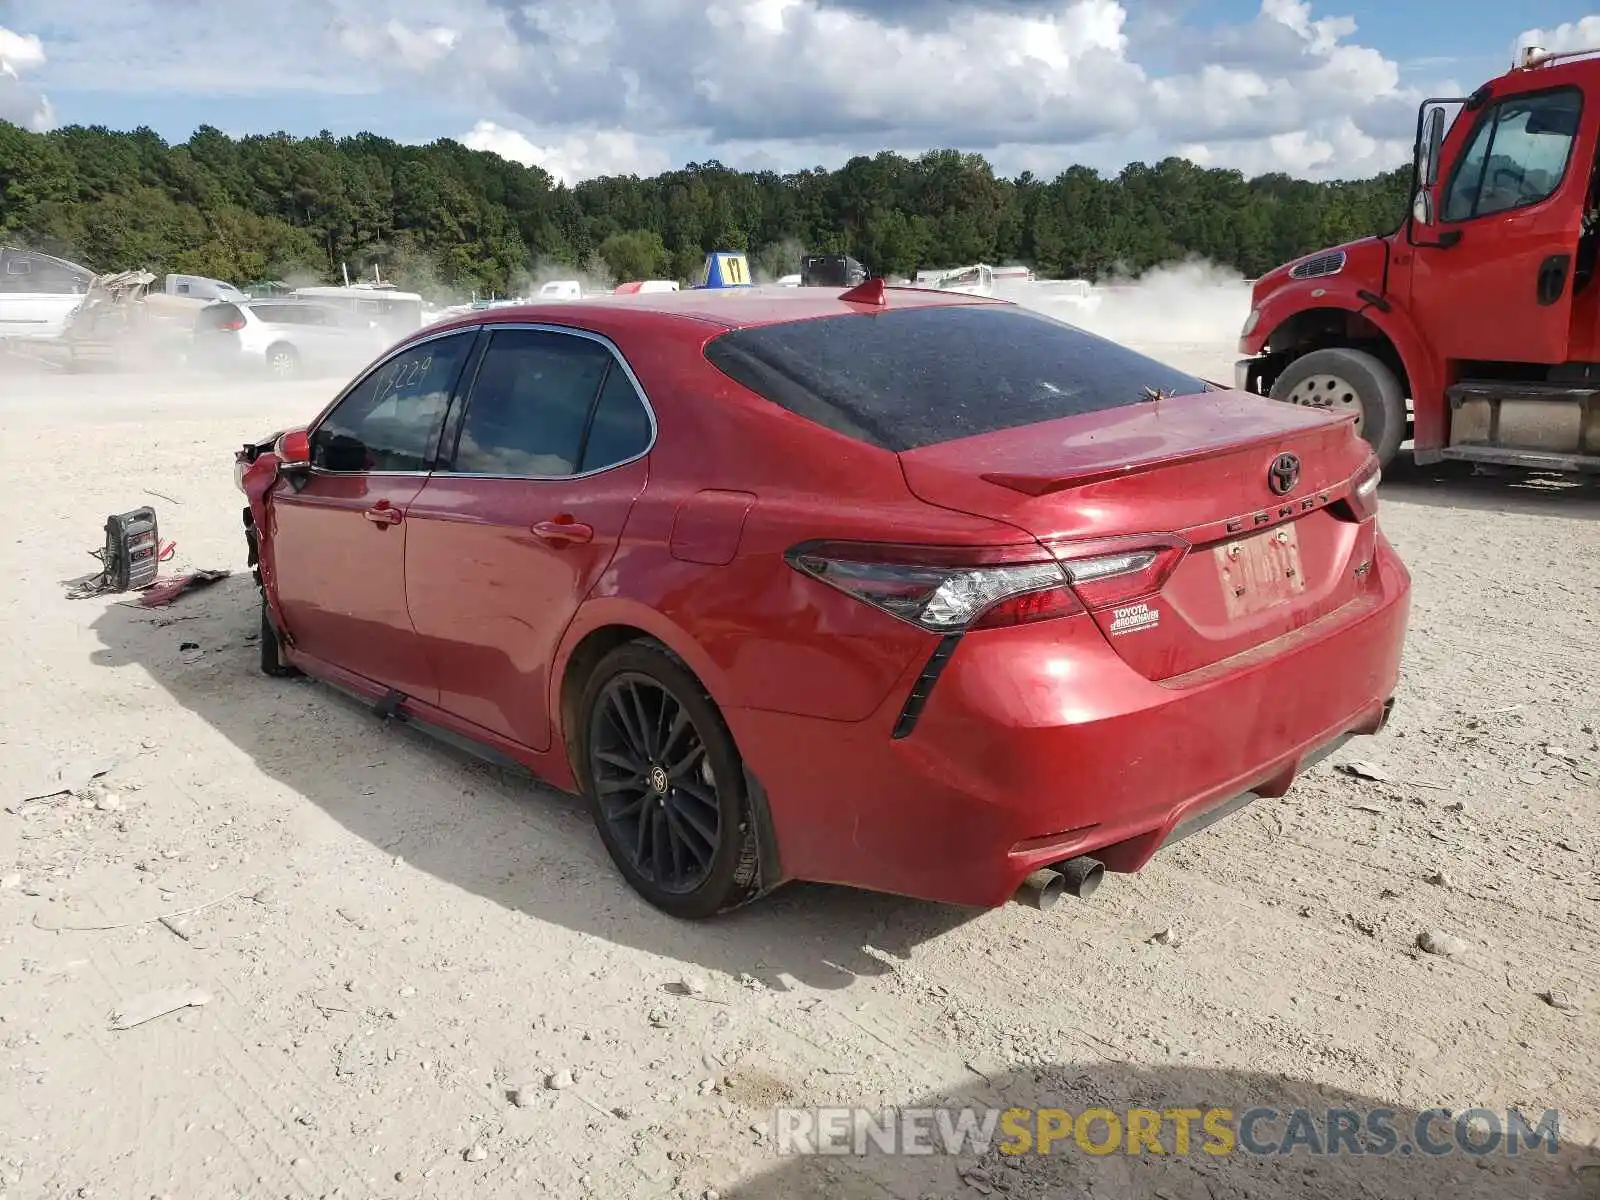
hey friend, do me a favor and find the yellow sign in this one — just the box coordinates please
[719,253,749,285]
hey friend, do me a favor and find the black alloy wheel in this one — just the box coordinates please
[579,642,760,918]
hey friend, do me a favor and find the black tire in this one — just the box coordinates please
[577,641,761,919]
[259,595,300,678]
[1269,346,1406,469]
[264,343,300,380]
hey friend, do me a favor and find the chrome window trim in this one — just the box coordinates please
[427,321,659,482]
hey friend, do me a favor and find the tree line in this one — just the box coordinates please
[0,120,1413,298]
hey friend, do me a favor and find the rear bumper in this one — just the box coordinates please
[191,337,259,368]
[726,534,1412,908]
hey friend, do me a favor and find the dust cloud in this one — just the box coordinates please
[753,238,807,283]
[1001,258,1253,348]
[510,257,618,299]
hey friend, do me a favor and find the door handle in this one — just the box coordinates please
[1537,254,1571,306]
[531,517,594,545]
[363,502,403,526]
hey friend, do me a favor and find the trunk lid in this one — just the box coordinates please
[898,389,1379,680]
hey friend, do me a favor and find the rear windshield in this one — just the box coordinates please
[197,302,244,331]
[703,304,1210,452]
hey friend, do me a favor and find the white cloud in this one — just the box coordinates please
[1179,117,1410,180]
[0,26,47,76]
[1516,17,1600,57]
[0,26,53,130]
[460,119,672,185]
[4,0,1444,180]
[340,0,1423,179]
[335,21,461,71]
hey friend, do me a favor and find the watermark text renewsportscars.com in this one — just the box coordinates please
[773,1106,1562,1158]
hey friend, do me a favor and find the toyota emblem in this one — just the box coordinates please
[1267,452,1301,496]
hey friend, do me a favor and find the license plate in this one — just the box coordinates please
[1216,524,1306,619]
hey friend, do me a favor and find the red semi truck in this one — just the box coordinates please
[1236,44,1600,475]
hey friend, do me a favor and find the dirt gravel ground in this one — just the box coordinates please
[0,341,1597,1200]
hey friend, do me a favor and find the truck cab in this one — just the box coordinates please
[162,274,249,303]
[800,253,867,288]
[1237,44,1600,474]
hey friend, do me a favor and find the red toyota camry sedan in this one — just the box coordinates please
[235,281,1410,919]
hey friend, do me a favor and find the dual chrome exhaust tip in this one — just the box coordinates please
[1016,856,1105,910]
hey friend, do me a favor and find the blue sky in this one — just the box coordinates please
[1,1,1596,183]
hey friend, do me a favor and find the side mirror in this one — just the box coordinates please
[319,432,371,473]
[1412,190,1434,226]
[275,428,311,471]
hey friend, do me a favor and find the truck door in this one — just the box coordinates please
[1409,85,1588,365]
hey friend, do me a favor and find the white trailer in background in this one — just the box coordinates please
[928,264,996,295]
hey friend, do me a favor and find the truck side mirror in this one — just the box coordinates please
[1412,190,1434,227]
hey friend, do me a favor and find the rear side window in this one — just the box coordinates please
[703,304,1209,452]
[450,329,613,476]
[580,368,653,472]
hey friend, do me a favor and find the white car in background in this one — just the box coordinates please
[0,247,94,342]
[191,298,391,379]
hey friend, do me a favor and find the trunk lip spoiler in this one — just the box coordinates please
[975,409,1359,496]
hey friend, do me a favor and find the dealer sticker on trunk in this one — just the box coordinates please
[1109,602,1160,636]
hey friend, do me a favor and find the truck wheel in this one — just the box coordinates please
[1269,347,1406,469]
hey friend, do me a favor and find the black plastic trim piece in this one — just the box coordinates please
[892,635,963,740]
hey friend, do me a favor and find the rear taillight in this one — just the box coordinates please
[1049,535,1189,612]
[219,317,245,332]
[786,534,1188,633]
[1349,457,1381,520]
[1337,456,1381,522]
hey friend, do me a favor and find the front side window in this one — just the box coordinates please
[311,331,475,472]
[1443,88,1581,221]
[450,329,614,476]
